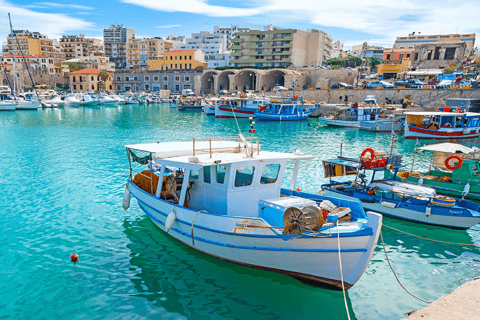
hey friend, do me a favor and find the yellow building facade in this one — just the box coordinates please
[69,68,113,92]
[147,50,206,71]
[377,58,410,77]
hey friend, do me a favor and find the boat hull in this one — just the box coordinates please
[359,120,403,132]
[405,124,480,140]
[16,101,41,110]
[215,106,256,118]
[385,171,480,202]
[0,103,16,111]
[318,118,360,127]
[322,189,480,229]
[128,182,382,290]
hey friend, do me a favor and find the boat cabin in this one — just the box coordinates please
[343,105,381,122]
[125,137,314,217]
[405,112,480,131]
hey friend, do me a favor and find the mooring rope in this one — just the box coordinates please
[380,230,432,304]
[337,220,351,320]
[383,224,480,246]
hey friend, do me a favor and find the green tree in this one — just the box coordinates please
[64,62,82,72]
[365,57,382,68]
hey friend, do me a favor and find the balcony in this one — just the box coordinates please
[231,38,242,43]
[230,45,242,50]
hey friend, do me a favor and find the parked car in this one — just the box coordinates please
[272,86,288,91]
[182,89,194,96]
[218,90,230,95]
[395,79,427,88]
[436,80,453,89]
[459,80,472,87]
[367,81,394,89]
[331,82,354,89]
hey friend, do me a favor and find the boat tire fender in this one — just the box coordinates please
[361,148,375,160]
[445,155,462,170]
[122,187,131,210]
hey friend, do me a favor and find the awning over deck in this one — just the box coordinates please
[323,157,361,178]
[417,143,476,154]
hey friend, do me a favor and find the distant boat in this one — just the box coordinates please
[0,85,17,111]
[318,103,383,128]
[255,103,313,121]
[215,98,270,118]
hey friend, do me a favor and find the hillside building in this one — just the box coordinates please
[103,25,135,68]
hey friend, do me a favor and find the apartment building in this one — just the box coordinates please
[331,41,344,58]
[3,30,65,73]
[60,35,99,59]
[395,33,476,55]
[147,50,206,71]
[179,31,229,68]
[103,25,135,68]
[126,37,174,68]
[213,25,250,51]
[231,28,333,68]
[113,70,199,93]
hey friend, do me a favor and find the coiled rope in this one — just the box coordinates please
[380,230,432,304]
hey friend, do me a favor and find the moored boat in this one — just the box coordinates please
[255,103,313,121]
[319,103,382,128]
[321,148,480,229]
[404,111,480,139]
[123,136,382,289]
[386,143,480,201]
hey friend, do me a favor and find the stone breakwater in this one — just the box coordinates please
[264,88,480,110]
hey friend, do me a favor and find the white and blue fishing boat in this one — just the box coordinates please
[321,148,480,229]
[215,97,270,118]
[123,136,382,289]
[178,97,204,111]
[318,99,383,128]
[255,103,313,121]
[404,111,480,139]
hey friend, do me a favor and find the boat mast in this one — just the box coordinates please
[8,13,20,94]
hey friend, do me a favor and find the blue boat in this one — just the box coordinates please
[255,103,314,121]
[321,149,480,229]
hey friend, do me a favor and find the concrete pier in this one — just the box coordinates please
[404,278,480,319]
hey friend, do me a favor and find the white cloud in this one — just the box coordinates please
[122,0,480,45]
[0,0,93,40]
[157,24,182,29]
[35,2,95,10]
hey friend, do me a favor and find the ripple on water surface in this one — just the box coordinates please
[1,105,479,320]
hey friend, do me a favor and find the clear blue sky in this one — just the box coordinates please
[1,0,478,49]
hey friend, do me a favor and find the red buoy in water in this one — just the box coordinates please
[70,253,79,263]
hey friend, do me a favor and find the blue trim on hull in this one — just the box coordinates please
[137,200,368,253]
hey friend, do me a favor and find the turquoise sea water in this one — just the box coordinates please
[1,104,480,320]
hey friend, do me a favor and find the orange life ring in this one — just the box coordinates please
[445,155,462,170]
[259,105,266,112]
[436,107,440,112]
[361,148,375,160]
[455,107,463,113]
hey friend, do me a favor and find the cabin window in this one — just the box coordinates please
[203,166,211,183]
[261,164,280,184]
[190,170,199,180]
[234,166,255,187]
[216,165,226,184]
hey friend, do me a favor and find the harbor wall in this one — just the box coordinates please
[263,88,480,110]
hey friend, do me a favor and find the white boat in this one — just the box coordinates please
[215,98,270,118]
[123,136,382,289]
[46,95,66,107]
[0,86,16,111]
[319,104,383,128]
[99,96,118,105]
[64,95,82,106]
[16,100,41,110]
[80,94,100,106]
[404,111,480,139]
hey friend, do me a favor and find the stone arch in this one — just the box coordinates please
[199,70,219,94]
[259,69,288,92]
[232,69,264,92]
[217,70,235,92]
